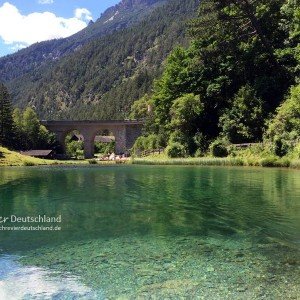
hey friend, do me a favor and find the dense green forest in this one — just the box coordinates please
[131,0,300,158]
[2,0,199,120]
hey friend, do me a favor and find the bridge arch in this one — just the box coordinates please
[41,120,143,159]
[92,129,115,158]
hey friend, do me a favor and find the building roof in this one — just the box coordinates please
[20,150,53,157]
[95,136,115,143]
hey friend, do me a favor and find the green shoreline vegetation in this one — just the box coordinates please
[130,0,300,164]
[1,145,300,169]
[132,154,300,169]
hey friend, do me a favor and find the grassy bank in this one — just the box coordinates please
[1,146,299,169]
[0,147,58,166]
[0,147,120,167]
[132,153,300,169]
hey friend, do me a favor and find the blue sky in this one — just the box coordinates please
[0,0,120,57]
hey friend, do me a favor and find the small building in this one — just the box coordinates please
[95,136,115,143]
[70,134,84,142]
[20,150,55,159]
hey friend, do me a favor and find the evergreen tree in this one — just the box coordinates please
[0,84,14,148]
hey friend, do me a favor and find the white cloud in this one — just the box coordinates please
[38,0,54,4]
[0,2,93,50]
[75,8,93,22]
[0,256,97,299]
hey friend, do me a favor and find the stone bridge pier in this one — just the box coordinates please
[41,120,143,159]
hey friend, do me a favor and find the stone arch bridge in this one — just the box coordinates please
[41,120,143,158]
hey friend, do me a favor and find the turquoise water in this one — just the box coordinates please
[0,165,299,299]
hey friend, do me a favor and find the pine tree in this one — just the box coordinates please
[0,83,14,148]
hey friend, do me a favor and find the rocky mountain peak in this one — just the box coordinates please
[119,0,162,9]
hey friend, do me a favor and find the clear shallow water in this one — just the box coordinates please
[0,165,299,299]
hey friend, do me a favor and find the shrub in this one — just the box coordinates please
[23,161,35,166]
[274,137,289,157]
[290,160,300,169]
[168,130,186,144]
[144,134,159,150]
[260,156,278,167]
[194,148,204,158]
[245,157,260,167]
[166,142,186,158]
[210,140,228,157]
[88,159,97,164]
[227,144,238,157]
[289,143,300,159]
[278,158,291,168]
[132,136,146,154]
[193,132,209,156]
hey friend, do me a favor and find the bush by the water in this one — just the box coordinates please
[210,140,228,157]
[274,138,290,157]
[259,156,291,168]
[23,161,36,166]
[88,159,97,165]
[166,142,186,158]
[289,143,300,159]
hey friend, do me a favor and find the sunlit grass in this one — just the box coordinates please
[133,156,244,166]
[290,160,300,169]
[0,147,118,167]
[0,147,55,166]
[1,146,299,169]
[132,152,300,169]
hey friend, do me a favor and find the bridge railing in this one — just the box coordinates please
[133,148,165,157]
[231,139,300,149]
[231,143,263,149]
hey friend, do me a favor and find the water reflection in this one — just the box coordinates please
[0,166,299,252]
[0,255,102,299]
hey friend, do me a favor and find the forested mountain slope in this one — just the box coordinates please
[1,0,199,120]
[0,0,167,82]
